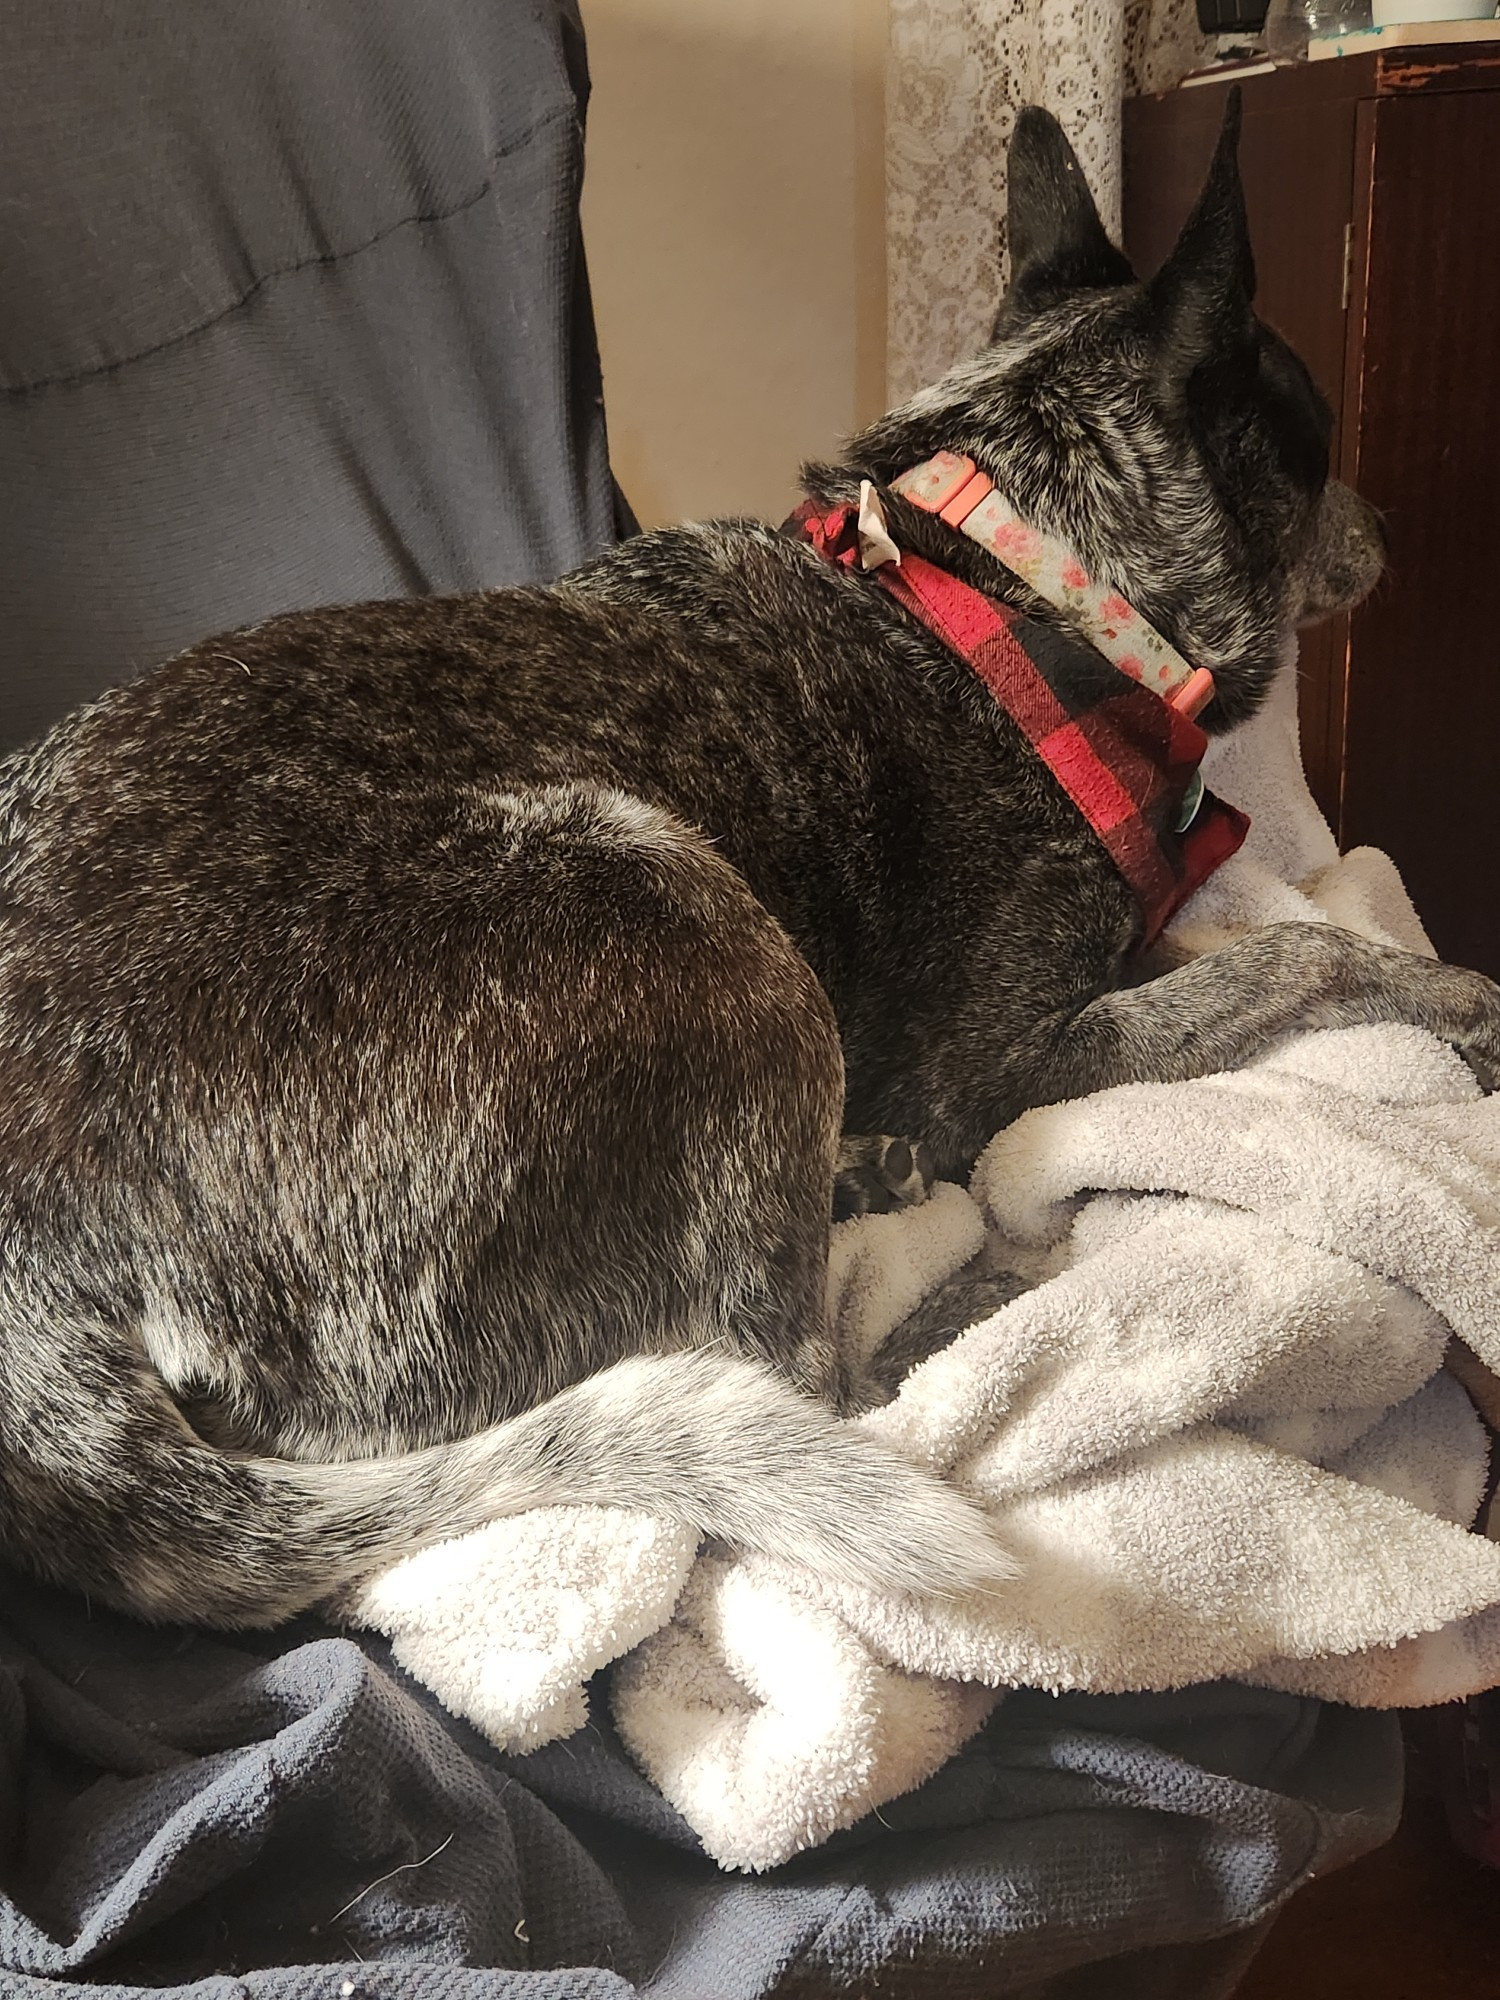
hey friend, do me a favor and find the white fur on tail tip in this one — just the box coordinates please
[534,1346,1025,1600]
[673,1354,1024,1598]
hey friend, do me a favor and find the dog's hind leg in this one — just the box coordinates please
[0,782,1018,1623]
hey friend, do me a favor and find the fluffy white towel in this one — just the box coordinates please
[351,655,1500,1872]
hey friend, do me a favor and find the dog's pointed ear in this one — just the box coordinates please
[1005,106,1134,304]
[1147,90,1257,378]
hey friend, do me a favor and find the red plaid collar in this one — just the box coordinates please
[785,495,1249,945]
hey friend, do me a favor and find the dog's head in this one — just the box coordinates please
[830,94,1383,730]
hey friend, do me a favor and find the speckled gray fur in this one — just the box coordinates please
[1,100,1495,1628]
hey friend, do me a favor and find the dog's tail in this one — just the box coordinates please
[5,1346,1016,1627]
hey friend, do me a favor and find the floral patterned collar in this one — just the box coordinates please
[873,451,1216,724]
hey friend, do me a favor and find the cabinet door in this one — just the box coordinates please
[1341,90,1500,979]
[1124,81,1359,821]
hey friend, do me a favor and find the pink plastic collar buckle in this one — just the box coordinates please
[1167,667,1216,721]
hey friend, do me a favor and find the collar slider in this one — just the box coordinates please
[857,481,902,571]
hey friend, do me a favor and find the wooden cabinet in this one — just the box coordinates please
[1124,48,1500,979]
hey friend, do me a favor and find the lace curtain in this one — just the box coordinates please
[887,0,1215,399]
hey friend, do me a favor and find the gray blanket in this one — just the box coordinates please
[0,1576,1399,1998]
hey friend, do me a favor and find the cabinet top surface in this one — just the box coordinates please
[1128,42,1500,113]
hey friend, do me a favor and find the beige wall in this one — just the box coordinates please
[580,0,887,529]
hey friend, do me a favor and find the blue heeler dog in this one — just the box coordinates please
[1,97,1495,1627]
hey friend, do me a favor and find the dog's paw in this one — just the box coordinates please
[1456,1044,1499,1094]
[867,1269,1029,1398]
[1444,967,1500,1092]
[833,1133,936,1222]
